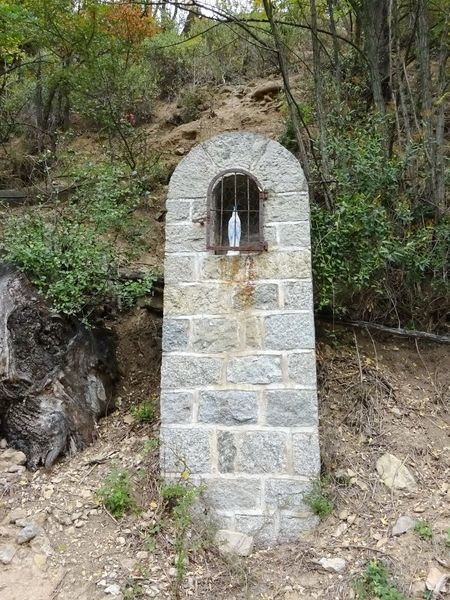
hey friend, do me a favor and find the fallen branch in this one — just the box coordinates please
[318,317,450,345]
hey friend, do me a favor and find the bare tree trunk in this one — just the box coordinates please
[310,0,332,207]
[416,0,435,205]
[415,0,432,118]
[361,0,390,114]
[388,0,402,149]
[433,17,449,212]
[394,1,412,145]
[34,51,44,153]
[262,0,312,187]
[327,0,341,104]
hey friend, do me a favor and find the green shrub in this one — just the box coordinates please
[304,478,334,518]
[354,560,406,600]
[3,212,117,316]
[98,468,134,518]
[414,520,432,541]
[141,437,159,455]
[119,274,156,308]
[161,481,200,583]
[312,194,391,311]
[309,112,450,329]
[2,164,156,319]
[131,399,156,423]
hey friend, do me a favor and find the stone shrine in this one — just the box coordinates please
[160,132,319,545]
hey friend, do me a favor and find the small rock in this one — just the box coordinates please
[16,522,41,544]
[43,485,54,499]
[0,544,17,564]
[120,558,136,571]
[105,584,121,596]
[332,522,348,538]
[0,439,7,449]
[214,529,253,557]
[31,532,53,557]
[392,515,415,536]
[7,464,26,474]
[123,414,135,425]
[1,448,26,466]
[168,567,177,577]
[117,536,126,545]
[410,581,425,598]
[426,566,448,593]
[32,513,47,527]
[53,510,72,527]
[319,557,347,573]
[136,551,148,560]
[175,147,185,156]
[376,453,417,491]
[8,508,27,524]
[0,526,15,539]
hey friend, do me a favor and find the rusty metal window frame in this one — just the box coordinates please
[206,168,268,254]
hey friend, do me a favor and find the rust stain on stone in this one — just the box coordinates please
[218,255,257,309]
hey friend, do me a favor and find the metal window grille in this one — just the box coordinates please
[206,169,267,254]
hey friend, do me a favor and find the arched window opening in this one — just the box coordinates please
[207,170,267,254]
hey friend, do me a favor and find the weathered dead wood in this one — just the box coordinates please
[0,265,118,469]
[319,316,450,344]
[249,80,282,100]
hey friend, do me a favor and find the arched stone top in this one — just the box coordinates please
[167,132,307,200]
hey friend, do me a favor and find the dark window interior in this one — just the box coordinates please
[209,172,262,254]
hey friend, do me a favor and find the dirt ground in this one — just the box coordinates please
[0,314,449,600]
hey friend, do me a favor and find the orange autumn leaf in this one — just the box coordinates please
[103,2,159,44]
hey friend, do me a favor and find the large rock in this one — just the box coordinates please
[0,266,117,469]
[426,567,448,593]
[376,453,417,491]
[392,515,415,536]
[319,557,347,573]
[214,529,254,556]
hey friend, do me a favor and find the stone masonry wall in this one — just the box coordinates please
[160,132,320,545]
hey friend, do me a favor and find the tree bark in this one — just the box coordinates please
[431,14,449,213]
[310,0,332,208]
[0,267,118,470]
[361,0,390,113]
[327,0,341,103]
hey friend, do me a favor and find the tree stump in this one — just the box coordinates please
[0,266,117,469]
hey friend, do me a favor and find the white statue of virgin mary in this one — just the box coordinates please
[227,207,241,255]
